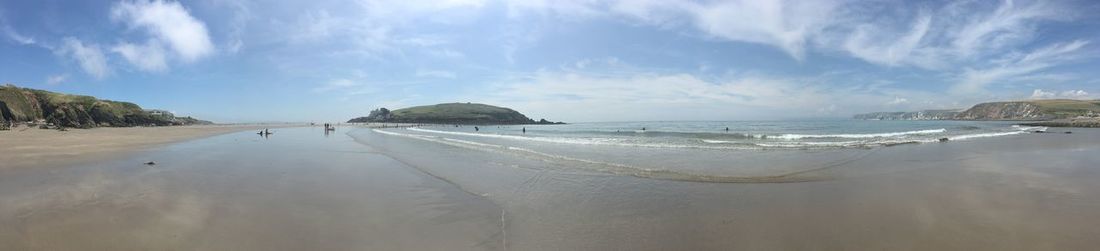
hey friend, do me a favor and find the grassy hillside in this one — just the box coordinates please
[1,84,211,129]
[348,102,562,124]
[392,103,530,122]
[1026,99,1100,118]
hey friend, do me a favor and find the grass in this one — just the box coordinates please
[1026,99,1100,118]
[390,103,531,122]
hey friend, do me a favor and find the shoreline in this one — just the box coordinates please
[0,124,302,170]
[1019,118,1100,128]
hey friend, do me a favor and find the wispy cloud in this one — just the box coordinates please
[415,69,457,79]
[2,24,35,45]
[112,41,169,72]
[478,68,911,121]
[45,74,68,85]
[955,40,1090,93]
[55,38,110,79]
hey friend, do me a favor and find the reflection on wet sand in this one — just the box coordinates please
[0,127,501,250]
[2,127,1100,250]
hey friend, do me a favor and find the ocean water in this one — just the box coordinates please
[368,120,1049,182]
[396,120,1043,149]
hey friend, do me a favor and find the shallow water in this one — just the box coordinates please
[3,125,1100,250]
[433,120,1033,149]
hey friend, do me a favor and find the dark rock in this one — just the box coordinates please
[144,161,156,165]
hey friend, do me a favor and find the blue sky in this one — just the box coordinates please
[2,0,1099,123]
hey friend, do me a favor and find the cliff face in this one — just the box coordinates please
[0,84,212,129]
[348,103,563,124]
[855,100,1100,121]
[853,110,960,120]
[954,102,1051,120]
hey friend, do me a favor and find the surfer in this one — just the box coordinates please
[522,127,526,134]
[475,126,479,132]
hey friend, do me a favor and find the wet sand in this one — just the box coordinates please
[2,126,1100,250]
[0,127,501,250]
[0,125,293,170]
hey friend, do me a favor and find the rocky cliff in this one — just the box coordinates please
[348,103,564,124]
[853,110,960,120]
[855,100,1100,121]
[953,102,1051,120]
[0,84,212,129]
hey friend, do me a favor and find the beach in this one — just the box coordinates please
[1,124,1099,250]
[0,125,292,170]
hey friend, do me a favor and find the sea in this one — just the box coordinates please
[364,120,1049,182]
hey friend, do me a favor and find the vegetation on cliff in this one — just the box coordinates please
[1,84,211,129]
[855,99,1100,121]
[347,103,564,124]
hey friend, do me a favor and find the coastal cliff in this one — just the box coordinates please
[855,99,1100,121]
[347,103,564,124]
[953,102,1050,120]
[0,84,211,129]
[852,110,960,120]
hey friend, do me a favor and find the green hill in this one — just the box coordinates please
[954,99,1100,120]
[1,84,211,129]
[856,99,1100,121]
[347,103,563,124]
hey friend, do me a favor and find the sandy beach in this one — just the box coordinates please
[2,126,1100,250]
[0,125,294,170]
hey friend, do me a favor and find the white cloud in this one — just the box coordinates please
[45,74,68,85]
[415,70,457,79]
[2,25,35,45]
[506,0,1074,69]
[112,0,214,62]
[312,78,382,96]
[955,40,1089,93]
[1030,89,1091,100]
[1061,90,1089,98]
[112,41,169,72]
[1029,89,1055,99]
[948,0,1066,58]
[599,0,840,60]
[886,96,910,105]
[313,78,362,93]
[289,0,485,59]
[478,69,891,121]
[844,14,934,68]
[55,38,109,79]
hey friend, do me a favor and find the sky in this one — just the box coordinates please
[1,0,1099,123]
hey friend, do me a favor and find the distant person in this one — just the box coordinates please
[522,127,526,134]
[475,126,479,131]
[642,127,646,131]
[725,127,729,131]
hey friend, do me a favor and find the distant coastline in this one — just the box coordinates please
[853,99,1100,127]
[347,102,565,125]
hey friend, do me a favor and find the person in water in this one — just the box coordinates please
[522,127,526,134]
[475,126,479,131]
